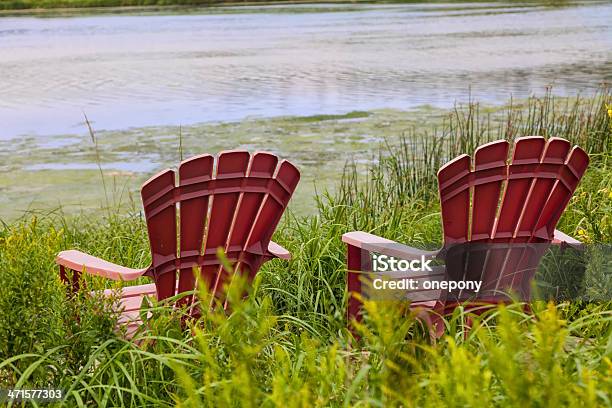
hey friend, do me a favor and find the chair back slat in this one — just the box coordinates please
[437,155,471,243]
[244,160,300,263]
[514,138,570,241]
[533,146,589,239]
[202,151,251,296]
[227,153,279,251]
[471,140,509,241]
[141,169,178,300]
[177,154,214,302]
[453,141,508,301]
[494,137,546,240]
[226,153,279,275]
[140,151,299,306]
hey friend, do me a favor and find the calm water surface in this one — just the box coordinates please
[0,1,610,139]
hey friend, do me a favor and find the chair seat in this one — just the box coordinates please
[97,283,157,338]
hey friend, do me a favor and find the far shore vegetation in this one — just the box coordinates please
[2,0,369,12]
[0,0,577,12]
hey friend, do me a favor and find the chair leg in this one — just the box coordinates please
[347,244,374,341]
[347,244,364,325]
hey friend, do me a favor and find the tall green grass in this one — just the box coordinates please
[0,88,610,406]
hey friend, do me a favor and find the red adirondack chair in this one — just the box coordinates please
[343,136,589,334]
[56,151,300,337]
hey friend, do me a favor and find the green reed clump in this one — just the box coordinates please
[336,86,611,230]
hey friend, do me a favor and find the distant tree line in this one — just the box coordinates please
[0,0,293,11]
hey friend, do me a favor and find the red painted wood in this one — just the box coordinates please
[244,160,300,259]
[533,146,589,239]
[117,293,147,313]
[101,283,157,298]
[495,246,528,296]
[508,143,588,301]
[138,151,299,312]
[494,139,572,296]
[494,137,546,240]
[58,151,299,336]
[141,169,178,300]
[346,244,363,325]
[516,138,570,240]
[348,137,587,334]
[204,151,251,297]
[177,154,214,305]
[137,151,299,310]
[227,153,278,280]
[346,243,374,337]
[234,154,279,254]
[438,155,471,243]
[513,244,548,301]
[471,140,509,241]
[464,141,509,299]
[483,138,546,297]
[438,137,587,301]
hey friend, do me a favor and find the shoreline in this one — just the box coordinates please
[1,0,387,15]
[0,0,592,15]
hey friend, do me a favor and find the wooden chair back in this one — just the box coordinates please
[437,136,588,302]
[140,151,300,304]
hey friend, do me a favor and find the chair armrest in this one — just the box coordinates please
[552,229,583,249]
[56,250,148,281]
[343,231,444,336]
[268,241,291,260]
[342,231,439,260]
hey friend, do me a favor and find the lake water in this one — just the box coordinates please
[0,1,610,140]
